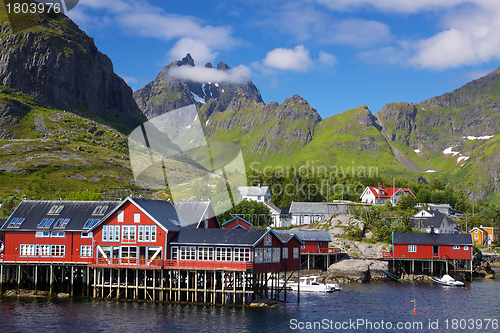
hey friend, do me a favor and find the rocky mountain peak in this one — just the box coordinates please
[178,53,195,67]
[355,105,381,130]
[216,61,230,70]
[204,63,213,68]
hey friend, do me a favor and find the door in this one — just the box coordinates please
[433,246,439,257]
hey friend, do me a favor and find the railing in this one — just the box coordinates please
[382,252,394,258]
[302,248,341,254]
[164,260,253,271]
[90,258,163,268]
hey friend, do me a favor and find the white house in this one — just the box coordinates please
[289,202,350,225]
[360,186,415,206]
[411,209,459,234]
[415,203,452,215]
[238,186,271,204]
[264,202,282,228]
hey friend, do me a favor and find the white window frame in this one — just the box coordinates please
[453,245,460,250]
[180,246,196,260]
[80,245,93,257]
[216,247,232,261]
[198,247,214,261]
[408,245,417,253]
[134,213,140,223]
[464,246,469,250]
[233,248,250,262]
[122,226,136,242]
[51,245,65,256]
[171,247,178,260]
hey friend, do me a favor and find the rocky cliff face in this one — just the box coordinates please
[0,9,145,132]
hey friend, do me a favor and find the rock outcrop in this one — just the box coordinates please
[323,259,389,283]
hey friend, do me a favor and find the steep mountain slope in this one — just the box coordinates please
[0,4,147,198]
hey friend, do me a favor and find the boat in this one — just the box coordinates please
[288,276,341,293]
[431,274,465,287]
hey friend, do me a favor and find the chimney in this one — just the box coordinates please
[258,184,261,188]
[430,227,435,234]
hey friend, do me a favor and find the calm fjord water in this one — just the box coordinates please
[0,276,499,333]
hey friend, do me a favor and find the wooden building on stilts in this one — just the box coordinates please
[0,198,302,305]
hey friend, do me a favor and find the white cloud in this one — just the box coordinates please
[168,65,251,84]
[121,76,138,84]
[263,45,313,71]
[69,0,241,65]
[321,19,391,47]
[316,0,470,13]
[319,51,337,66]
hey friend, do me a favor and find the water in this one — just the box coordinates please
[1,275,499,333]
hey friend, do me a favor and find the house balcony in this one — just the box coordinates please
[164,260,253,272]
[0,254,91,264]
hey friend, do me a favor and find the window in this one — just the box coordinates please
[117,210,124,222]
[138,225,157,242]
[90,219,100,228]
[59,219,70,228]
[35,231,50,238]
[20,244,35,256]
[54,219,64,228]
[180,246,196,260]
[8,218,19,228]
[92,206,102,215]
[37,244,50,256]
[83,219,93,228]
[114,226,120,241]
[134,213,140,223]
[39,219,49,227]
[464,246,469,250]
[453,245,460,250]
[171,247,178,260]
[81,245,93,257]
[283,248,288,259]
[51,245,65,256]
[408,245,417,252]
[51,232,65,238]
[474,234,479,239]
[198,247,214,261]
[293,247,299,259]
[81,232,93,238]
[272,248,280,262]
[264,234,272,246]
[102,225,119,242]
[48,205,64,215]
[121,246,137,258]
[122,226,136,242]
[255,248,263,263]
[216,247,232,261]
[264,248,272,262]
[234,248,250,262]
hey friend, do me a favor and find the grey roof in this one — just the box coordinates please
[128,198,185,230]
[393,232,473,245]
[170,228,269,246]
[275,230,332,242]
[411,210,457,229]
[172,201,216,228]
[2,200,120,232]
[289,202,350,215]
[238,186,270,197]
[265,202,280,213]
[280,207,290,216]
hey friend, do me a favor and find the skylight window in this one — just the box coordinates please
[99,206,108,214]
[48,205,64,215]
[16,218,25,226]
[39,218,49,227]
[60,219,70,228]
[170,219,181,226]
[8,218,19,228]
[83,219,93,228]
[54,219,64,228]
[45,219,55,228]
[90,219,100,228]
[92,206,102,215]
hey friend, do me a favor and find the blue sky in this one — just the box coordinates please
[68,0,500,119]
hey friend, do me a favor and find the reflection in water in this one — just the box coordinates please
[0,278,499,333]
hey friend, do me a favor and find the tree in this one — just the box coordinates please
[397,194,417,211]
[217,199,271,227]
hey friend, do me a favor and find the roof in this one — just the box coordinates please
[274,232,304,245]
[289,202,349,215]
[264,202,280,214]
[280,207,290,216]
[411,210,457,229]
[170,228,269,246]
[127,198,186,230]
[171,201,215,228]
[221,216,253,227]
[275,230,332,242]
[238,186,270,197]
[2,200,120,232]
[393,232,473,245]
[365,186,415,199]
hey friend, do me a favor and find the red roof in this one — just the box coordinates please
[367,186,415,198]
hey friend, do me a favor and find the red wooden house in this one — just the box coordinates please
[1,200,120,263]
[221,216,253,229]
[276,230,332,253]
[391,232,473,260]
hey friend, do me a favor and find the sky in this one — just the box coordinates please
[67,0,500,119]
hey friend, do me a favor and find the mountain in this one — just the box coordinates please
[133,55,321,163]
[0,3,147,199]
